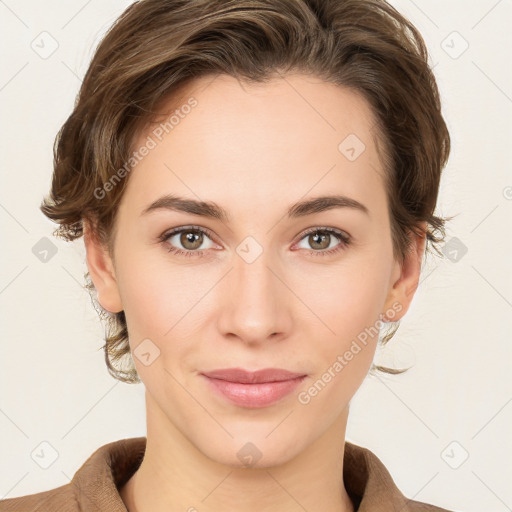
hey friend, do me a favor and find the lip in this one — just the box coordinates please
[201,368,307,408]
[201,368,306,383]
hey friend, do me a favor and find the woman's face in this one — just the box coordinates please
[86,73,423,467]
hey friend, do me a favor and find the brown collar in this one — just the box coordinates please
[69,436,450,511]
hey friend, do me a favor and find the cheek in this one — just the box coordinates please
[115,245,201,331]
[295,259,390,340]
[296,270,384,416]
[292,256,390,402]
[114,251,212,375]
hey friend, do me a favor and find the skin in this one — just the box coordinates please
[84,73,426,512]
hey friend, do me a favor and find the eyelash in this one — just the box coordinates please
[158,225,351,259]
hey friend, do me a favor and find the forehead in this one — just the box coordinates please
[122,73,387,219]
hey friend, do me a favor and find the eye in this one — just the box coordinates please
[294,227,351,257]
[158,225,351,259]
[159,226,217,258]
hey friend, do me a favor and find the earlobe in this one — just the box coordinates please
[382,224,427,322]
[83,219,123,314]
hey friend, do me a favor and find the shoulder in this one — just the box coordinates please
[406,499,455,511]
[0,437,146,512]
[405,496,456,511]
[344,441,456,511]
[0,483,78,511]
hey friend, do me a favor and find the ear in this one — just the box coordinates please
[382,222,427,322]
[83,219,123,314]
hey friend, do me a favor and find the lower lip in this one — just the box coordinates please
[202,375,306,408]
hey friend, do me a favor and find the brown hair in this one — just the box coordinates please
[40,0,451,383]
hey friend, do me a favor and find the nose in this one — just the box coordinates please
[216,247,292,346]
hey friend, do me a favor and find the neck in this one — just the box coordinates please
[120,394,355,512]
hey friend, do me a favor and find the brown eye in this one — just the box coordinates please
[179,230,203,250]
[295,228,350,256]
[161,226,216,256]
[308,232,331,250]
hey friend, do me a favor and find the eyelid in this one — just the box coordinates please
[296,225,350,241]
[291,226,351,252]
[160,224,217,243]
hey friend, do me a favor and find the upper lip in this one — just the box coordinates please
[201,368,306,384]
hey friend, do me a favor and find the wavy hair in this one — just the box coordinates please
[40,0,451,383]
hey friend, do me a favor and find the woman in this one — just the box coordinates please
[0,0,456,510]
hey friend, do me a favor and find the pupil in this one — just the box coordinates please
[312,232,328,249]
[181,231,202,249]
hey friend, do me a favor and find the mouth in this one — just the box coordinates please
[200,368,307,408]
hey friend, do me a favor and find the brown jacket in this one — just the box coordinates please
[0,437,453,511]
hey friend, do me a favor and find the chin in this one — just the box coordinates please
[197,429,306,470]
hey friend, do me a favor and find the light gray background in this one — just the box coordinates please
[1,1,511,510]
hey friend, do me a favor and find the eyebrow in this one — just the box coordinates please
[140,193,370,222]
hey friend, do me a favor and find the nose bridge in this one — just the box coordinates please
[219,242,288,342]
